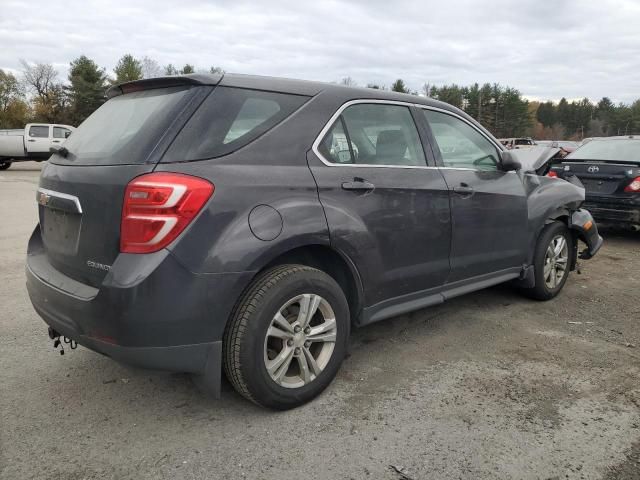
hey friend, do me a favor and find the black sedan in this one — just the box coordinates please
[548,136,640,231]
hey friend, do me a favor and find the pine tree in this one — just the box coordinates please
[113,54,143,84]
[67,55,107,125]
[391,79,409,93]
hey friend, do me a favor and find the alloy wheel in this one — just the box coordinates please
[264,294,337,389]
[543,234,569,289]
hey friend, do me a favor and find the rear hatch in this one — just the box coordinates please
[36,78,215,288]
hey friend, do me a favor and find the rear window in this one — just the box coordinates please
[568,139,640,162]
[54,86,193,165]
[163,87,308,162]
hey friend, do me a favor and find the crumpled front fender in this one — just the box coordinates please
[569,209,604,259]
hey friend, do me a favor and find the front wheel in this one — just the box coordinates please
[521,221,573,300]
[223,265,350,409]
[0,161,11,170]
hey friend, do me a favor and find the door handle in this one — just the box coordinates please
[453,184,474,196]
[341,178,375,191]
[52,140,60,143]
[27,139,36,142]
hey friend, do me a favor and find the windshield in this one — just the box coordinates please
[568,138,640,162]
[53,86,193,165]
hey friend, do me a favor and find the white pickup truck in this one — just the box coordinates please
[0,123,75,170]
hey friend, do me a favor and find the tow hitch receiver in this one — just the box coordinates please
[48,327,77,355]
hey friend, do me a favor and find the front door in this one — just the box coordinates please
[308,101,451,309]
[421,108,528,283]
[26,125,52,156]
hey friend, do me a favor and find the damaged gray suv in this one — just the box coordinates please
[26,74,602,409]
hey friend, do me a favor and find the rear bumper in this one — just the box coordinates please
[583,198,640,226]
[39,312,221,375]
[26,226,254,381]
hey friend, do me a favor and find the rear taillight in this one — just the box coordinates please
[120,173,214,254]
[624,176,640,193]
[546,170,559,178]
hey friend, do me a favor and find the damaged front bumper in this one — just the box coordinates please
[569,208,604,259]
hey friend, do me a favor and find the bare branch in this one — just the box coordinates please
[20,60,58,99]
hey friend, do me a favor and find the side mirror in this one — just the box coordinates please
[65,131,71,138]
[500,150,521,172]
[49,144,69,157]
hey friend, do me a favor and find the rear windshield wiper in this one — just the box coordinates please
[49,144,69,158]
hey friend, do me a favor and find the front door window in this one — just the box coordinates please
[423,110,499,171]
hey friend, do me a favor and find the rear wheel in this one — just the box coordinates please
[223,265,349,409]
[521,221,573,300]
[0,161,11,170]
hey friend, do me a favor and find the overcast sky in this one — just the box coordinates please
[2,0,639,103]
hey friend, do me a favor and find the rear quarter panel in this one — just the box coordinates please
[155,94,333,275]
[157,161,330,274]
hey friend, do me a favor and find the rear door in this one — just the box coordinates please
[26,125,51,155]
[52,126,72,146]
[421,108,528,283]
[308,101,451,309]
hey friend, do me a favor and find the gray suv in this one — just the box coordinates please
[26,74,602,409]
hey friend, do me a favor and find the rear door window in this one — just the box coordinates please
[164,87,309,162]
[53,127,71,139]
[318,103,426,167]
[317,118,357,164]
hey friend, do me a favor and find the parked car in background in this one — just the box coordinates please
[0,124,75,170]
[26,74,602,410]
[547,136,640,230]
[499,137,536,149]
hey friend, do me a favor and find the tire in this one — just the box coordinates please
[0,161,11,170]
[520,221,573,301]
[223,265,350,410]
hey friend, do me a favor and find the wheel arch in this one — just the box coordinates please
[254,244,365,325]
[527,206,572,265]
[526,212,577,281]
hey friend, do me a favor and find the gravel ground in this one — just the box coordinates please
[1,162,639,480]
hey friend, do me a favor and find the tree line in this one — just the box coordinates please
[1,53,638,141]
[358,77,640,140]
[0,54,224,129]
